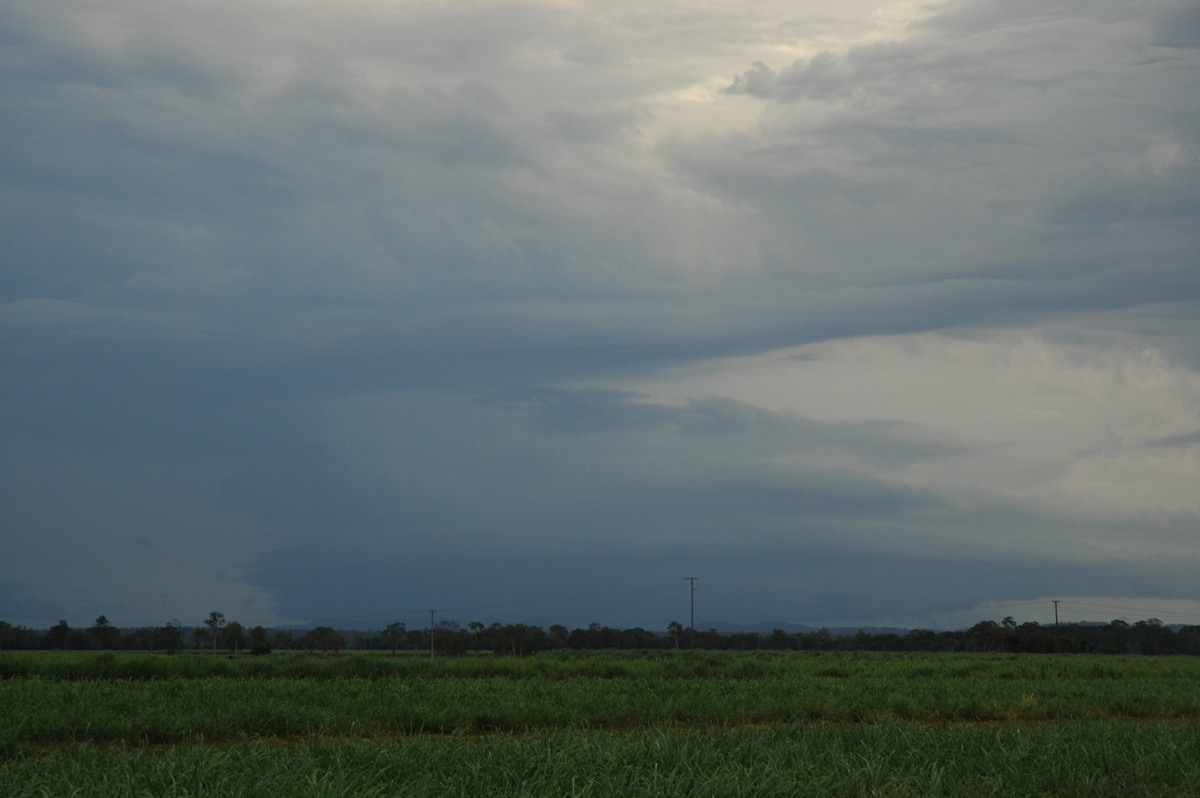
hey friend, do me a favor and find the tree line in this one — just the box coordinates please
[2,614,1197,656]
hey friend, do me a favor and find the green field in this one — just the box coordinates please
[3,650,1198,796]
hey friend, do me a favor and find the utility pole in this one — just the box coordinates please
[684,577,698,648]
[1053,600,1060,627]
[429,610,436,659]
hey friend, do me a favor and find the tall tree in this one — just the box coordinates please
[384,622,406,655]
[249,625,271,656]
[299,626,345,653]
[192,626,210,650]
[223,621,245,655]
[45,620,71,650]
[667,621,684,649]
[204,612,226,653]
[154,621,184,654]
[90,615,120,649]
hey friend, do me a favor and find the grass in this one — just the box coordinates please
[4,723,1198,797]
[4,648,1199,680]
[3,673,1198,745]
[3,650,1199,796]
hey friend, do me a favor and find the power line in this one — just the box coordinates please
[1063,600,1200,620]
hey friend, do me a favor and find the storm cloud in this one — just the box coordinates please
[2,0,1198,631]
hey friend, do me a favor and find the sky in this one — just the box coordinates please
[3,0,1199,633]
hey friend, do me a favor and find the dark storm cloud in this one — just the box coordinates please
[722,61,778,98]
[245,529,1200,629]
[0,584,67,622]
[478,387,970,465]
[2,0,1197,627]
[1155,2,1200,47]
[204,388,952,554]
[1147,430,1200,448]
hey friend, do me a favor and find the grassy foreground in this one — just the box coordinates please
[2,650,1198,797]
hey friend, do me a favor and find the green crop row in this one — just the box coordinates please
[4,672,1198,748]
[4,721,1198,797]
[3,649,1198,681]
[6,653,1198,796]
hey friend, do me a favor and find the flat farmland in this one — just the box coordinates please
[2,650,1198,796]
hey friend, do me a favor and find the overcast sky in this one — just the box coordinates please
[3,0,1199,633]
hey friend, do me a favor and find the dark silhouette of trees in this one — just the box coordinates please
[798,628,834,651]
[44,620,71,650]
[153,621,184,654]
[204,612,226,653]
[767,628,798,650]
[299,626,346,653]
[249,625,272,655]
[192,626,209,651]
[467,621,485,654]
[89,616,120,649]
[3,615,1198,655]
[223,621,246,654]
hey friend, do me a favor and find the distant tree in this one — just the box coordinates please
[768,628,797,650]
[125,627,155,650]
[905,629,937,651]
[497,623,547,656]
[45,620,71,650]
[0,620,11,650]
[299,626,345,654]
[487,623,504,652]
[90,615,120,649]
[618,627,660,649]
[468,621,484,654]
[798,628,833,651]
[384,622,407,655]
[204,612,226,653]
[320,627,346,654]
[1131,618,1173,654]
[433,620,468,655]
[153,621,184,654]
[572,622,620,650]
[1178,625,1200,656]
[667,621,684,649]
[725,632,758,650]
[249,625,271,656]
[192,627,210,651]
[223,621,245,655]
[202,612,225,652]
